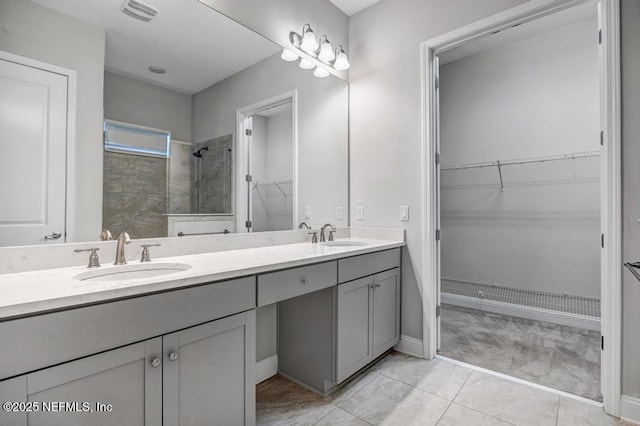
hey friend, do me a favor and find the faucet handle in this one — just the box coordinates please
[99,229,113,241]
[308,232,318,244]
[74,248,101,268]
[329,230,336,242]
[140,244,161,262]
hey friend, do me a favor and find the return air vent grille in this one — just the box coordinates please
[121,0,158,22]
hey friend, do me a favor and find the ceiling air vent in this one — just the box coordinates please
[121,0,158,22]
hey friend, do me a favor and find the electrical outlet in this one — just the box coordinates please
[356,206,364,221]
[400,206,409,221]
[304,207,311,219]
[336,206,343,220]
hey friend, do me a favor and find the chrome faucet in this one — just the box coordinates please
[320,223,336,243]
[114,232,130,265]
[298,222,311,229]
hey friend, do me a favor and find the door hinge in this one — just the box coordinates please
[598,29,602,44]
[600,130,604,146]
[245,174,252,182]
[435,229,441,241]
[435,77,440,90]
[245,220,252,228]
[601,233,605,248]
[435,152,440,166]
[601,336,604,350]
[245,128,252,136]
[436,305,441,318]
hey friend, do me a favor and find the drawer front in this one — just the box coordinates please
[258,262,337,306]
[338,248,401,283]
[0,276,256,380]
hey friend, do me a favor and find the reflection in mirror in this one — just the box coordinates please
[0,0,348,246]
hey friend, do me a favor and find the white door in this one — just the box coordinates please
[0,58,68,246]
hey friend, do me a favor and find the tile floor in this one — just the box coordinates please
[256,351,627,426]
[439,304,601,401]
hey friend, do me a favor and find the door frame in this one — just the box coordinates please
[236,90,298,233]
[420,0,621,415]
[0,50,77,243]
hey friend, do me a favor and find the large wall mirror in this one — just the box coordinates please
[0,0,348,246]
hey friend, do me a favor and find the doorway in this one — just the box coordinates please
[236,92,297,233]
[421,0,621,415]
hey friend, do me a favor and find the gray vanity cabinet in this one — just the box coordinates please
[163,310,256,426]
[0,338,163,426]
[336,268,401,384]
[0,310,255,426]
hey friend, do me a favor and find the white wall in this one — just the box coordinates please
[439,19,600,298]
[348,0,527,341]
[104,71,192,142]
[0,0,105,243]
[621,0,640,400]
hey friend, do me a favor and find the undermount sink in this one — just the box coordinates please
[74,263,192,282]
[322,240,370,247]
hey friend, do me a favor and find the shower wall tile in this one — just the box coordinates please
[103,151,167,239]
[168,141,192,214]
[194,134,233,214]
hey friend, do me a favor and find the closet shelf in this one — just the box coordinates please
[252,180,293,197]
[441,150,600,191]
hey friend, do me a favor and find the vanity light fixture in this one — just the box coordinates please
[313,66,330,78]
[283,23,350,78]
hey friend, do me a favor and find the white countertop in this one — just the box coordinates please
[0,238,404,321]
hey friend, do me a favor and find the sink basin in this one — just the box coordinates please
[322,241,370,247]
[74,263,192,282]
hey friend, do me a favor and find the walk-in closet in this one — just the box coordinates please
[437,1,602,400]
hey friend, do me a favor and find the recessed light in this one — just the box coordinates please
[148,66,166,74]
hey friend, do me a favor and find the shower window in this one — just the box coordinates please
[104,119,171,158]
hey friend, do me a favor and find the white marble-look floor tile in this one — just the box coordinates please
[437,402,515,426]
[329,367,378,405]
[373,352,473,400]
[315,407,371,425]
[454,371,559,426]
[556,397,626,426]
[335,373,450,425]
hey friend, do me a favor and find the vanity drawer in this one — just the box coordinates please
[338,248,401,283]
[0,276,256,380]
[258,262,337,306]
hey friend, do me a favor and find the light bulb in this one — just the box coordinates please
[281,48,298,62]
[313,66,330,78]
[334,47,350,71]
[300,25,319,53]
[318,38,335,63]
[299,58,315,70]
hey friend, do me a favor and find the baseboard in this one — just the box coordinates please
[442,294,600,331]
[621,395,640,425]
[255,354,278,384]
[394,335,424,358]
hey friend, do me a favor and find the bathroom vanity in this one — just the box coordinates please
[0,234,403,425]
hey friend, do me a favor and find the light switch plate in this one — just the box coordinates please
[336,206,343,220]
[305,207,311,219]
[400,206,409,221]
[356,206,364,221]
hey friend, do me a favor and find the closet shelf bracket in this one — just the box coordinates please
[497,161,504,192]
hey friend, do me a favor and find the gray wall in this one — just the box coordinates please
[0,0,105,243]
[621,0,640,400]
[348,0,527,341]
[192,52,349,229]
[103,71,192,142]
[439,19,600,299]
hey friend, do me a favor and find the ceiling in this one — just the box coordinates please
[439,0,597,65]
[30,0,281,94]
[329,0,381,16]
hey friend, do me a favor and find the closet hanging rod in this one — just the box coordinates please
[441,150,600,171]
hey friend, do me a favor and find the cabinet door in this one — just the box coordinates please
[0,338,162,426]
[336,276,374,383]
[163,310,256,426]
[372,268,401,359]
